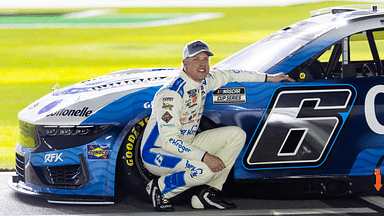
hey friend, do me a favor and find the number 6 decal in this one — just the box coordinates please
[243,85,356,170]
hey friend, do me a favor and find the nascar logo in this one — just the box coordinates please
[213,87,246,104]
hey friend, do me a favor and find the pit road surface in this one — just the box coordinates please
[3,172,384,216]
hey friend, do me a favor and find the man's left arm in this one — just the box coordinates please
[207,69,294,91]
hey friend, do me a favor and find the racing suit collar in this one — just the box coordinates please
[179,69,204,89]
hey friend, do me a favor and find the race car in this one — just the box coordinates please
[9,4,384,203]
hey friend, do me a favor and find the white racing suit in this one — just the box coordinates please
[141,68,266,199]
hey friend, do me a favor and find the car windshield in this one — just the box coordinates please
[214,21,334,73]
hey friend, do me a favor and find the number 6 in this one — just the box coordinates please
[243,85,356,170]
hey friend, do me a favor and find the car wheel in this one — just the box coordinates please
[117,115,217,201]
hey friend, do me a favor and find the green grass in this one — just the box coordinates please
[0,1,365,170]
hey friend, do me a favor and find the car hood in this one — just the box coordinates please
[19,68,179,125]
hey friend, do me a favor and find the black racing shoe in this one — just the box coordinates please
[146,178,174,212]
[191,186,236,210]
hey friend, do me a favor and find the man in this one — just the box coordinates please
[141,40,294,212]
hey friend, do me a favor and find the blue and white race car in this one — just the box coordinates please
[9,4,384,203]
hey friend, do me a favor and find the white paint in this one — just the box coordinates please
[365,85,384,134]
[0,12,224,29]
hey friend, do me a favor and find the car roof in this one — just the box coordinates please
[215,4,384,74]
[309,4,384,26]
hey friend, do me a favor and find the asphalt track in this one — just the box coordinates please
[4,172,384,216]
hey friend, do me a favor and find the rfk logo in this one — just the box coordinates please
[44,153,63,163]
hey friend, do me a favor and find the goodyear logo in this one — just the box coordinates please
[87,144,110,160]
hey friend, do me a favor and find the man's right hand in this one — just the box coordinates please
[203,152,226,172]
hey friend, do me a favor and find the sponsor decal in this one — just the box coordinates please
[144,102,152,109]
[46,107,93,117]
[180,125,198,136]
[124,117,149,167]
[169,138,191,153]
[160,124,175,128]
[169,77,185,97]
[365,85,384,134]
[162,97,174,102]
[187,89,198,98]
[38,99,63,114]
[229,69,252,74]
[186,102,197,108]
[180,117,187,124]
[185,160,203,178]
[178,87,184,98]
[212,87,246,104]
[161,111,173,123]
[191,113,197,119]
[44,153,63,163]
[162,103,174,111]
[155,153,164,166]
[87,144,110,160]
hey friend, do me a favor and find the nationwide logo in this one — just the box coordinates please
[46,107,93,117]
[87,144,110,160]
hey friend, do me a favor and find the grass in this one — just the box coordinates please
[0,1,365,170]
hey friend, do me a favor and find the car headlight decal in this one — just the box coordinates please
[19,120,36,148]
[18,122,113,151]
[42,125,110,137]
[35,125,113,152]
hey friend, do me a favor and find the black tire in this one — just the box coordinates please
[117,115,217,201]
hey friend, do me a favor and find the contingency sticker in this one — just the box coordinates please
[161,111,173,123]
[87,144,110,160]
[212,87,246,104]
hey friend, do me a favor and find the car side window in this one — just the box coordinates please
[350,32,374,61]
[288,43,342,80]
[349,30,384,77]
[288,28,384,80]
